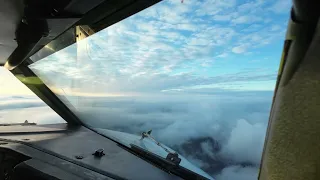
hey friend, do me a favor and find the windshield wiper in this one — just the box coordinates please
[140,130,182,165]
[123,130,210,180]
[128,144,209,180]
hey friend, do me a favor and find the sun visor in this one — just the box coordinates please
[2,0,104,69]
[0,0,23,66]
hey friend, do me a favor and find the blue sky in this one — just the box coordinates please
[26,0,291,96]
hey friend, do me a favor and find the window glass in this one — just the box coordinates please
[0,67,65,125]
[28,0,291,179]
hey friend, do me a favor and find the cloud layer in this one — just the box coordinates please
[0,90,272,179]
[216,166,259,180]
[0,96,65,124]
[71,90,272,178]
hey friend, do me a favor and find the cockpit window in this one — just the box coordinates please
[28,0,291,179]
[0,67,65,125]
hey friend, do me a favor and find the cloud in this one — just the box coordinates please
[29,0,288,97]
[0,88,271,179]
[231,16,262,24]
[201,141,217,159]
[72,90,272,179]
[213,14,233,21]
[232,44,248,54]
[186,156,211,169]
[216,166,259,180]
[0,96,65,124]
[237,0,265,13]
[270,24,281,31]
[219,119,266,165]
[234,25,286,53]
[270,0,291,14]
[32,41,277,94]
[216,53,228,58]
[27,107,66,124]
[194,0,236,16]
[0,98,46,110]
[241,24,263,32]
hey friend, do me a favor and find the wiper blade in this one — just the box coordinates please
[128,144,210,180]
[140,130,181,165]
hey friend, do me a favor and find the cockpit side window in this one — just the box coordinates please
[0,67,65,125]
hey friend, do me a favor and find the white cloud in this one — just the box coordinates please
[231,15,262,24]
[176,23,197,31]
[270,24,281,31]
[74,91,272,177]
[28,0,286,96]
[216,166,259,180]
[237,0,265,13]
[189,38,212,46]
[156,4,189,24]
[33,44,277,94]
[235,25,286,52]
[219,119,266,165]
[213,14,233,21]
[195,0,236,16]
[0,88,273,177]
[0,98,45,110]
[270,0,291,14]
[190,27,236,47]
[137,22,158,33]
[0,96,65,124]
[250,34,264,42]
[241,24,263,32]
[201,141,217,159]
[186,156,210,169]
[232,44,248,54]
[216,53,228,58]
[264,18,272,23]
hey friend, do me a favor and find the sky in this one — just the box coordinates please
[2,0,291,96]
[0,67,35,95]
[26,0,291,96]
[0,0,291,179]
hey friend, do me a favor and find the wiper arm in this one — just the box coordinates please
[123,130,210,180]
[128,144,209,180]
[140,130,181,165]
